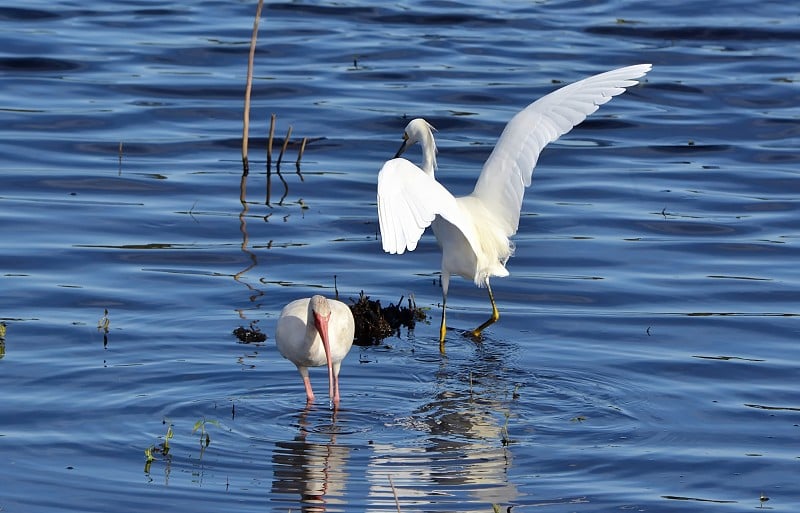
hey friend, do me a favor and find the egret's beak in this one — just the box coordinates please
[394,134,410,158]
[313,311,336,409]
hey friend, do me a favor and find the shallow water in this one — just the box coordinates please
[1,1,798,512]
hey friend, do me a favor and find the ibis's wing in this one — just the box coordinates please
[472,63,652,236]
[377,157,480,255]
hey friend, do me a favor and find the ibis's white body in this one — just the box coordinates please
[275,295,355,407]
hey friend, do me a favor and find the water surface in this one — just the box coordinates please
[1,1,798,512]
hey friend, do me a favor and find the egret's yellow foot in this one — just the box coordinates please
[471,310,499,338]
[471,285,500,338]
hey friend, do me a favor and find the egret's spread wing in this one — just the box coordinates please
[472,63,652,236]
[378,158,480,255]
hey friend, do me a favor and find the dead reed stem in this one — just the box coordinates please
[296,137,308,168]
[277,125,292,167]
[242,0,265,175]
[267,113,276,166]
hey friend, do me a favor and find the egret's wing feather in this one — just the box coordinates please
[472,63,652,236]
[378,158,480,256]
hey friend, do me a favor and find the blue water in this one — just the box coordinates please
[1,1,798,512]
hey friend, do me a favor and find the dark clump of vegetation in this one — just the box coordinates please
[233,320,267,343]
[349,291,427,345]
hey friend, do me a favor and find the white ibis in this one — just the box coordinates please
[377,64,651,351]
[275,295,355,408]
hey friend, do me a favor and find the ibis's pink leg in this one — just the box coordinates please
[302,374,315,403]
[332,375,341,408]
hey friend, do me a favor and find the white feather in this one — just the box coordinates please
[473,63,652,236]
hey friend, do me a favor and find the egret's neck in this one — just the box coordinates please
[420,129,438,177]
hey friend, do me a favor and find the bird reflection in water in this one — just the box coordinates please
[272,407,350,512]
[367,348,521,509]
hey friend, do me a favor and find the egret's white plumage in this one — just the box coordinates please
[377,64,652,350]
[275,295,355,407]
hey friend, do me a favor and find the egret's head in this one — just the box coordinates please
[394,118,437,174]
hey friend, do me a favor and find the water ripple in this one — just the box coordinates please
[2,0,799,511]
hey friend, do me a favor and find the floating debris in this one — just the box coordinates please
[98,309,110,349]
[349,291,427,345]
[233,320,267,343]
[97,309,110,332]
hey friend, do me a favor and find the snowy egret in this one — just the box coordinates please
[377,64,652,351]
[275,295,355,408]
